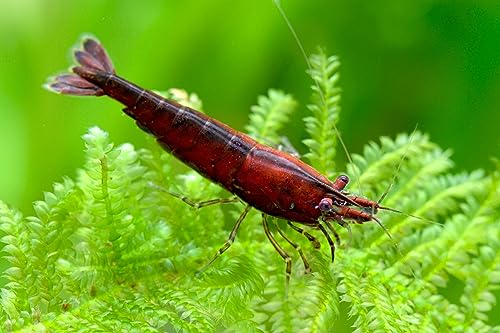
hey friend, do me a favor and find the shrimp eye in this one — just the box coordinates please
[316,198,333,212]
[333,174,350,191]
[338,174,349,184]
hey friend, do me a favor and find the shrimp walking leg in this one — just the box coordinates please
[166,192,239,209]
[323,220,341,244]
[287,222,321,249]
[198,205,252,273]
[318,223,336,262]
[275,223,312,274]
[263,214,292,287]
[151,182,240,208]
[331,215,354,245]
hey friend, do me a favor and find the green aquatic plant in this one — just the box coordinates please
[1,51,499,332]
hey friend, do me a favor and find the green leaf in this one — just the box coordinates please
[1,50,499,332]
[246,89,297,145]
[303,50,342,178]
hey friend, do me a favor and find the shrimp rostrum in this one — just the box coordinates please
[46,37,394,282]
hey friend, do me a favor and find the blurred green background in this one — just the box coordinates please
[1,0,500,213]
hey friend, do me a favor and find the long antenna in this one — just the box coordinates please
[372,215,417,279]
[273,1,423,279]
[378,205,443,227]
[375,125,443,229]
[377,124,419,205]
[273,0,361,191]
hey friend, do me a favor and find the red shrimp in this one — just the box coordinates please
[46,37,390,281]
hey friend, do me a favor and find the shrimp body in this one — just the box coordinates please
[49,39,361,225]
[47,38,380,277]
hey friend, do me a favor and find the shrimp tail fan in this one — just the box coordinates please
[45,37,115,96]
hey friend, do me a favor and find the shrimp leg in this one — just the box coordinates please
[150,182,240,208]
[323,219,341,244]
[198,205,252,274]
[317,223,336,263]
[275,223,312,274]
[263,214,292,288]
[165,192,239,209]
[287,222,321,249]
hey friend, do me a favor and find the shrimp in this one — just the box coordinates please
[45,37,393,282]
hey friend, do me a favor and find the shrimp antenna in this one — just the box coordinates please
[273,0,362,193]
[372,216,395,244]
[377,124,419,205]
[376,125,443,228]
[275,2,420,279]
[372,215,417,279]
[378,206,442,227]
